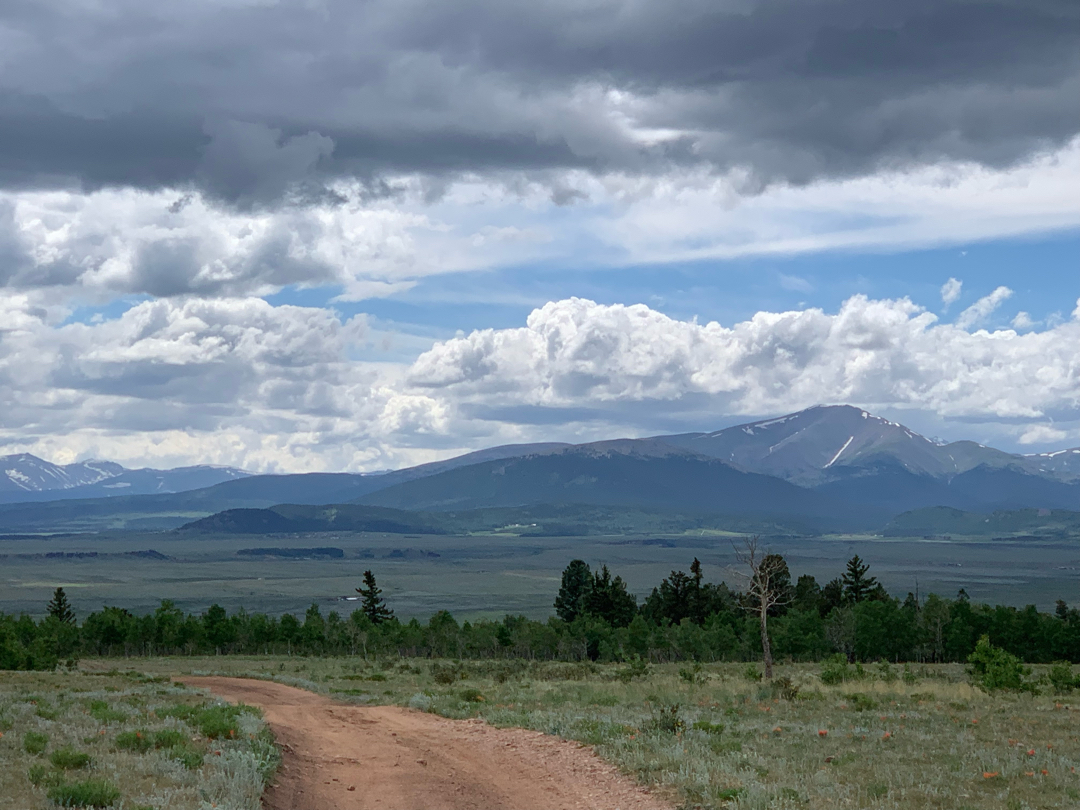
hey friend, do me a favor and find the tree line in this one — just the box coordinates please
[3,556,1080,670]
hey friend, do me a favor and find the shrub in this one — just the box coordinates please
[160,701,250,739]
[171,746,204,770]
[843,693,877,711]
[1048,661,1079,694]
[431,662,465,685]
[646,703,685,735]
[46,778,122,808]
[24,730,49,754]
[743,663,763,682]
[491,661,526,683]
[115,730,153,753]
[28,763,62,787]
[50,747,92,769]
[678,663,708,685]
[616,657,650,683]
[692,719,725,735]
[87,701,126,724]
[967,635,1036,693]
[459,687,485,703]
[820,654,859,685]
[151,728,186,749]
[877,661,897,682]
[192,705,243,739]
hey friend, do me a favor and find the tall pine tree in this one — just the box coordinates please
[841,555,878,603]
[356,571,394,625]
[554,560,593,623]
[46,587,75,625]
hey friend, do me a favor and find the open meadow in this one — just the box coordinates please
[0,655,1070,810]
[2,531,1077,619]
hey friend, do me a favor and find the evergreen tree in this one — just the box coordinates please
[760,554,793,615]
[841,555,878,603]
[793,574,822,613]
[642,569,696,625]
[356,570,394,625]
[820,577,845,616]
[582,565,637,628]
[554,560,593,623]
[46,587,75,625]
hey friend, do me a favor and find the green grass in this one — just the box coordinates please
[48,747,91,770]
[1,532,1075,621]
[0,670,278,810]
[23,731,48,755]
[46,778,121,808]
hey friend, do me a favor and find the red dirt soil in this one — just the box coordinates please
[179,676,675,810]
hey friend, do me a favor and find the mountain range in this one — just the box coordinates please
[3,405,1079,534]
[0,453,249,504]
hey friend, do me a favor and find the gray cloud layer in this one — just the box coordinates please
[1,0,1076,203]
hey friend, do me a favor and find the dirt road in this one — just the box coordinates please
[179,677,674,810]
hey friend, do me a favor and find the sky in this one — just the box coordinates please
[0,0,1078,473]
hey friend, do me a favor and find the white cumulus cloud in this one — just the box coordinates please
[955,286,1013,330]
[411,295,1080,424]
[940,277,962,308]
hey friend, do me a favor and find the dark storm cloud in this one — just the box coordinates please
[0,0,1076,202]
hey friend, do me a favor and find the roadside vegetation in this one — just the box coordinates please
[0,669,278,810]
[94,654,1080,810]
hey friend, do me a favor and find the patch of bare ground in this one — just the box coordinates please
[179,676,674,810]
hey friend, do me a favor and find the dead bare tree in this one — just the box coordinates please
[730,536,791,680]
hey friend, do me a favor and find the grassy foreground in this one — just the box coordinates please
[74,656,1080,810]
[0,668,278,810]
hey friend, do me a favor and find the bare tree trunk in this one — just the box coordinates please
[759,602,773,680]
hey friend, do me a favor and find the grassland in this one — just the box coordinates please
[3,531,1078,620]
[67,655,1080,810]
[0,668,279,809]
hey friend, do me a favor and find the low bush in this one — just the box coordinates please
[692,719,725,735]
[50,747,92,769]
[431,662,465,685]
[28,763,62,788]
[115,729,152,752]
[967,635,1036,693]
[616,657,650,683]
[86,701,126,724]
[843,693,877,711]
[678,662,708,685]
[171,746,204,770]
[162,701,253,739]
[46,777,122,808]
[150,728,186,749]
[24,730,49,755]
[1048,661,1079,694]
[820,654,855,685]
[459,687,485,703]
[645,703,685,735]
[191,705,244,739]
